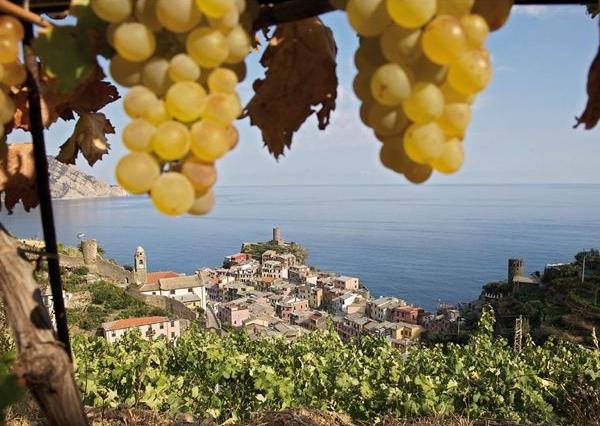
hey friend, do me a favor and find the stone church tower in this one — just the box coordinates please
[133,246,148,285]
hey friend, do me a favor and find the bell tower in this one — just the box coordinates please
[133,246,148,284]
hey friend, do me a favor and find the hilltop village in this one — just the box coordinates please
[36,228,599,347]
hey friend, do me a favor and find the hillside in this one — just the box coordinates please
[48,156,126,199]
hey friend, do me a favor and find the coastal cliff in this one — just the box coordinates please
[48,156,126,200]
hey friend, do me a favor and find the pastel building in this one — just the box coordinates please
[102,316,188,343]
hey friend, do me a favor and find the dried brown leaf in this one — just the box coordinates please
[57,112,114,166]
[0,143,38,213]
[245,18,338,158]
[575,34,600,129]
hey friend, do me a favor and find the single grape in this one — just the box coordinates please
[226,125,239,150]
[472,0,513,31]
[353,72,375,102]
[134,0,163,32]
[123,118,156,152]
[437,103,471,139]
[0,16,24,41]
[200,93,241,126]
[440,80,475,103]
[402,82,444,124]
[188,190,216,215]
[123,86,157,118]
[387,0,436,29]
[225,25,251,64]
[156,0,203,33]
[115,152,160,194]
[355,37,385,72]
[141,57,172,96]
[151,172,195,216]
[380,26,422,65]
[190,120,230,162]
[346,0,391,37]
[404,160,433,183]
[151,121,192,161]
[110,54,145,87]
[223,61,247,82]
[208,68,238,94]
[379,138,411,173]
[181,156,217,194]
[447,48,492,95]
[0,37,18,64]
[403,122,445,164]
[196,0,235,18]
[143,99,171,125]
[431,138,464,173]
[187,27,229,68]
[208,8,240,34]
[436,0,474,17]
[370,63,411,106]
[114,22,156,62]
[168,54,201,82]
[359,102,372,127]
[422,15,468,65]
[165,81,207,123]
[367,103,409,137]
[460,14,489,48]
[1,61,26,86]
[91,0,132,23]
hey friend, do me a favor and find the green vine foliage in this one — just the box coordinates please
[70,307,600,424]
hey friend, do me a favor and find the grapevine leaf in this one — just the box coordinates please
[57,113,114,166]
[0,143,38,213]
[575,20,600,130]
[244,18,338,159]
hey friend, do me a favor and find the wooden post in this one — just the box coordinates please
[0,228,88,426]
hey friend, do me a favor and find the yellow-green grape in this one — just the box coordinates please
[91,0,132,23]
[0,91,14,123]
[226,125,239,150]
[370,63,411,107]
[134,0,163,32]
[123,118,156,152]
[448,48,492,95]
[1,61,26,86]
[422,16,467,65]
[110,54,145,87]
[207,8,240,33]
[124,86,157,118]
[181,157,217,195]
[346,0,390,37]
[431,138,464,173]
[196,0,235,18]
[189,190,215,215]
[223,61,247,82]
[200,93,241,126]
[225,25,251,64]
[187,27,229,68]
[437,102,471,139]
[113,23,156,62]
[440,81,475,103]
[165,81,207,122]
[151,121,191,161]
[386,0,436,29]
[143,99,171,125]
[403,122,445,164]
[436,0,474,17]
[402,82,444,124]
[168,54,201,82]
[151,172,195,216]
[115,152,160,194]
[0,16,24,41]
[0,37,18,64]
[472,0,513,32]
[367,104,408,137]
[156,0,203,33]
[190,120,230,162]
[208,68,238,94]
[460,14,489,48]
[412,56,447,85]
[380,26,422,65]
[404,160,433,183]
[141,57,172,96]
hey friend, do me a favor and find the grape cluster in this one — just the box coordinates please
[91,0,254,216]
[342,0,511,183]
[0,15,26,140]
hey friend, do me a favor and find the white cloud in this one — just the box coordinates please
[513,5,549,17]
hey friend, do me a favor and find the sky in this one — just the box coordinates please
[8,5,600,186]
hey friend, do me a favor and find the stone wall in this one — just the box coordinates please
[136,293,197,321]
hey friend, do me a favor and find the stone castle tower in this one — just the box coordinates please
[272,227,283,246]
[508,258,525,284]
[133,246,148,285]
[81,239,98,272]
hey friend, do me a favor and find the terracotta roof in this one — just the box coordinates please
[147,271,179,284]
[102,316,169,331]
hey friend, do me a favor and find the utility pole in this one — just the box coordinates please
[514,315,523,354]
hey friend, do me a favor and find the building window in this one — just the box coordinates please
[188,288,193,293]
[111,331,116,337]
[171,332,175,338]
[152,291,156,295]
[170,290,175,295]
[159,323,164,329]
[171,320,175,327]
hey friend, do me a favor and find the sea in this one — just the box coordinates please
[2,184,600,311]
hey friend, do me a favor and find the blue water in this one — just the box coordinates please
[2,184,599,311]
